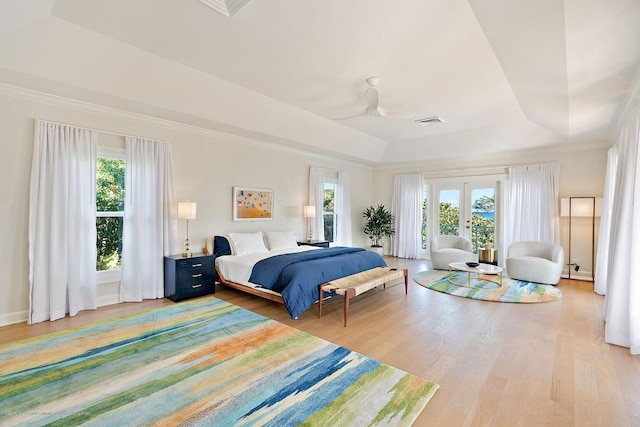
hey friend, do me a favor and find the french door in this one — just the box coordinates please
[425,180,497,254]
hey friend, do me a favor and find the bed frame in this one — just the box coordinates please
[215,267,285,304]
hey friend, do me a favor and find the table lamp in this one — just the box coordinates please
[178,201,197,257]
[303,205,316,242]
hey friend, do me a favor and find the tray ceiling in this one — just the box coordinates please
[1,0,639,163]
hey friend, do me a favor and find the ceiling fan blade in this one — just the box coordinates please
[334,78,413,120]
[333,107,369,120]
[378,107,415,119]
[364,86,380,109]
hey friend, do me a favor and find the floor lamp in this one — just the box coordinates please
[560,197,600,280]
[178,201,197,258]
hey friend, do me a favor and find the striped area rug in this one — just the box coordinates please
[0,297,438,426]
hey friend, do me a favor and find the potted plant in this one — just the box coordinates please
[362,204,395,254]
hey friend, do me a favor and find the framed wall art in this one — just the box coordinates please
[233,187,273,221]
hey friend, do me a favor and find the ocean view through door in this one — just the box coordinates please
[469,184,496,253]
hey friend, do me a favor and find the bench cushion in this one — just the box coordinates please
[321,267,405,296]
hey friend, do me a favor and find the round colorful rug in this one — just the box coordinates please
[413,269,562,303]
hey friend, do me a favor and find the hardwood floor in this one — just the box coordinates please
[1,257,638,426]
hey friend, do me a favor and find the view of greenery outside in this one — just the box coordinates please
[96,157,125,271]
[323,186,336,242]
[439,201,460,235]
[422,195,495,253]
[471,195,495,252]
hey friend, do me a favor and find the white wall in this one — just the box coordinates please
[0,85,373,326]
[0,82,611,326]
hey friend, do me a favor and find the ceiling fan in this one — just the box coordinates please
[335,77,414,120]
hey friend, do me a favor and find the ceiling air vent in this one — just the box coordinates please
[415,116,445,126]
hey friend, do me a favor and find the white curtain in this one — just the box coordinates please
[308,166,324,241]
[594,144,619,296]
[28,120,97,324]
[335,171,352,246]
[120,137,177,301]
[598,103,640,354]
[502,162,560,265]
[391,174,424,258]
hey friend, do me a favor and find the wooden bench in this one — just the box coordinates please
[318,267,408,327]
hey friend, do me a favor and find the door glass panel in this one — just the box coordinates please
[439,189,460,236]
[470,187,495,252]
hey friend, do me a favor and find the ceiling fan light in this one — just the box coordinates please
[198,0,254,17]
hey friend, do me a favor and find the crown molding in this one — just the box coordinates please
[615,63,640,132]
[372,140,610,173]
[0,82,372,168]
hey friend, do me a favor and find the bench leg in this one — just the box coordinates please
[344,288,356,327]
[318,284,324,319]
[382,269,408,293]
[404,268,408,295]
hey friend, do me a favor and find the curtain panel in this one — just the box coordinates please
[502,163,560,265]
[598,103,640,354]
[335,171,353,246]
[120,137,177,302]
[28,120,98,324]
[308,167,324,241]
[391,174,424,258]
[594,144,618,296]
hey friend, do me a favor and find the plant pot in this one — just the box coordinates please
[369,246,384,256]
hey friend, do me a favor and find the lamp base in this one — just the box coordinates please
[183,235,191,258]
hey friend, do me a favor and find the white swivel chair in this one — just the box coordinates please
[506,241,564,285]
[430,235,479,270]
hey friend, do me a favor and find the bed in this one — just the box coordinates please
[213,231,386,318]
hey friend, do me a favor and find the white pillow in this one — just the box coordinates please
[264,231,298,251]
[228,232,269,256]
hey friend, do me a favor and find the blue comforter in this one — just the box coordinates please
[249,247,386,319]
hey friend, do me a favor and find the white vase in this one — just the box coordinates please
[370,246,384,256]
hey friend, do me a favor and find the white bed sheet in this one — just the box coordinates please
[215,245,319,295]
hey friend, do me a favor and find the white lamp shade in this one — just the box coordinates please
[303,205,316,218]
[178,201,197,220]
[560,198,602,217]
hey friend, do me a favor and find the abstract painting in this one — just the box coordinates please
[233,186,273,220]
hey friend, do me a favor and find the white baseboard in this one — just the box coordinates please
[0,292,121,327]
[561,270,594,281]
[97,293,120,307]
[0,310,29,327]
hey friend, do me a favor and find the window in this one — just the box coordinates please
[96,153,125,271]
[323,181,337,242]
[422,178,500,257]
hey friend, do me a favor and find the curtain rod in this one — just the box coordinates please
[35,118,170,143]
[421,165,508,175]
[311,165,342,174]
[418,161,560,177]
